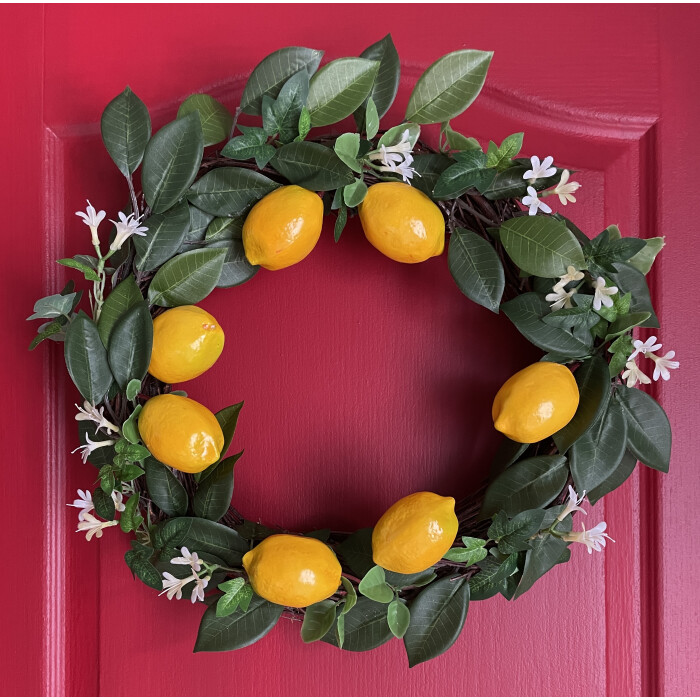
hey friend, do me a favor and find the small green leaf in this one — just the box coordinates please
[343,178,367,208]
[608,262,659,328]
[485,133,523,170]
[107,303,153,390]
[216,580,254,617]
[627,237,665,275]
[124,549,161,590]
[177,94,233,147]
[118,463,145,481]
[605,312,652,340]
[443,536,488,565]
[297,106,311,141]
[120,493,143,533]
[358,565,394,603]
[357,34,400,119]
[99,465,115,495]
[365,97,379,139]
[334,204,348,242]
[442,123,481,151]
[144,457,188,517]
[57,258,100,282]
[126,379,141,402]
[97,275,143,347]
[301,600,338,643]
[273,70,310,143]
[514,535,570,599]
[333,132,362,173]
[387,599,410,639]
[221,126,276,169]
[193,452,241,521]
[27,292,76,321]
[378,122,420,150]
[469,552,519,600]
[340,576,357,614]
[122,405,142,444]
[93,487,115,519]
[433,150,489,199]
[321,597,393,652]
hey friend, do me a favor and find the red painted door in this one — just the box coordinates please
[2,4,699,696]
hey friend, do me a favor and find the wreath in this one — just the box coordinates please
[28,38,676,667]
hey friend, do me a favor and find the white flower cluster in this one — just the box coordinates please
[621,335,679,388]
[160,547,211,603]
[368,129,419,183]
[521,155,581,215]
[75,200,148,251]
[559,486,614,554]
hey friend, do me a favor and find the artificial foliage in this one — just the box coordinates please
[28,37,674,667]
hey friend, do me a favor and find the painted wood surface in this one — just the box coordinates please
[1,4,699,696]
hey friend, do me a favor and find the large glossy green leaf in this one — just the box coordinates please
[627,237,665,275]
[481,455,568,518]
[588,450,638,504]
[403,578,469,667]
[187,167,279,217]
[615,386,671,472]
[205,240,259,288]
[357,34,400,120]
[336,527,374,578]
[411,153,452,198]
[241,47,323,115]
[107,303,152,390]
[321,597,393,651]
[501,293,592,356]
[468,552,519,601]
[97,275,143,347]
[553,357,611,453]
[500,216,586,277]
[513,535,570,599]
[271,142,354,190]
[488,510,542,556]
[64,312,114,404]
[142,113,204,214]
[570,400,628,492]
[144,457,188,517]
[273,70,310,143]
[147,248,226,307]
[448,227,504,313]
[177,94,233,146]
[608,262,659,328]
[405,50,493,124]
[195,402,244,483]
[100,87,151,177]
[193,452,241,521]
[301,600,338,643]
[307,57,380,127]
[194,595,283,651]
[133,201,190,271]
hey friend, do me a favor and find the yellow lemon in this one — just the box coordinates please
[138,394,224,473]
[242,534,342,607]
[372,492,458,574]
[148,305,224,384]
[242,185,324,271]
[492,362,580,443]
[358,182,445,263]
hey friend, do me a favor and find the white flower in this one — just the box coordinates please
[557,485,588,522]
[628,335,662,361]
[650,350,679,381]
[109,211,148,251]
[592,276,618,310]
[71,433,116,464]
[545,286,575,311]
[76,512,118,541]
[521,186,552,216]
[553,169,581,205]
[553,265,585,292]
[523,155,557,182]
[160,572,197,601]
[378,151,419,183]
[621,359,652,388]
[191,575,210,603]
[562,521,614,554]
[67,488,94,521]
[111,490,126,513]
[170,546,204,573]
[370,129,412,158]
[76,200,106,245]
[74,400,120,435]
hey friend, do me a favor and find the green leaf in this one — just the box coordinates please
[358,565,394,603]
[608,262,659,328]
[384,569,436,589]
[485,133,523,170]
[553,357,611,452]
[513,535,570,599]
[122,405,142,444]
[271,142,355,191]
[193,452,240,521]
[340,576,357,614]
[133,201,190,271]
[177,94,233,146]
[469,552,519,600]
[142,112,204,214]
[241,47,323,116]
[481,455,569,518]
[125,379,141,402]
[364,97,379,139]
[433,150,492,199]
[64,312,114,404]
[321,597,393,651]
[334,204,348,242]
[615,386,671,472]
[144,457,188,517]
[100,87,151,177]
[120,493,143,533]
[301,600,338,643]
[405,50,493,124]
[216,579,253,617]
[124,549,161,590]
[194,595,283,651]
[273,70,310,143]
[403,578,469,667]
[188,167,279,217]
[297,106,311,141]
[357,34,400,120]
[307,57,380,127]
[444,536,488,565]
[97,276,143,347]
[489,437,530,478]
[107,303,152,390]
[205,216,244,243]
[99,466,115,495]
[570,400,628,492]
[336,527,374,578]
[584,229,646,271]
[94,483,115,518]
[387,599,410,639]
[500,216,586,278]
[588,450,638,504]
[147,248,226,307]
[57,258,100,282]
[28,320,65,350]
[118,463,144,481]
[343,178,367,208]
[448,227,505,313]
[378,122,421,150]
[27,292,76,321]
[605,312,652,340]
[204,239,258,289]
[488,510,542,555]
[410,153,452,198]
[78,423,116,468]
[196,402,244,482]
[442,123,481,151]
[484,164,560,201]
[333,132,362,172]
[501,293,592,356]
[627,237,665,275]
[221,126,276,169]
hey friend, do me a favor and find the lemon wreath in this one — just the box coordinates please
[29,39,675,666]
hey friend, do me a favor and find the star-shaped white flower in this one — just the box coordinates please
[75,400,120,435]
[378,151,419,183]
[592,277,618,310]
[71,433,116,464]
[191,575,210,603]
[67,488,94,521]
[109,211,148,251]
[553,265,585,292]
[76,512,119,541]
[553,169,581,205]
[621,359,652,388]
[523,155,557,182]
[111,490,126,513]
[650,350,679,381]
[522,186,552,216]
[545,287,575,311]
[170,546,204,573]
[562,521,614,554]
[557,485,588,522]
[76,200,106,245]
[628,335,662,361]
[160,572,198,601]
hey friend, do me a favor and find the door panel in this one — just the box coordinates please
[2,4,699,697]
